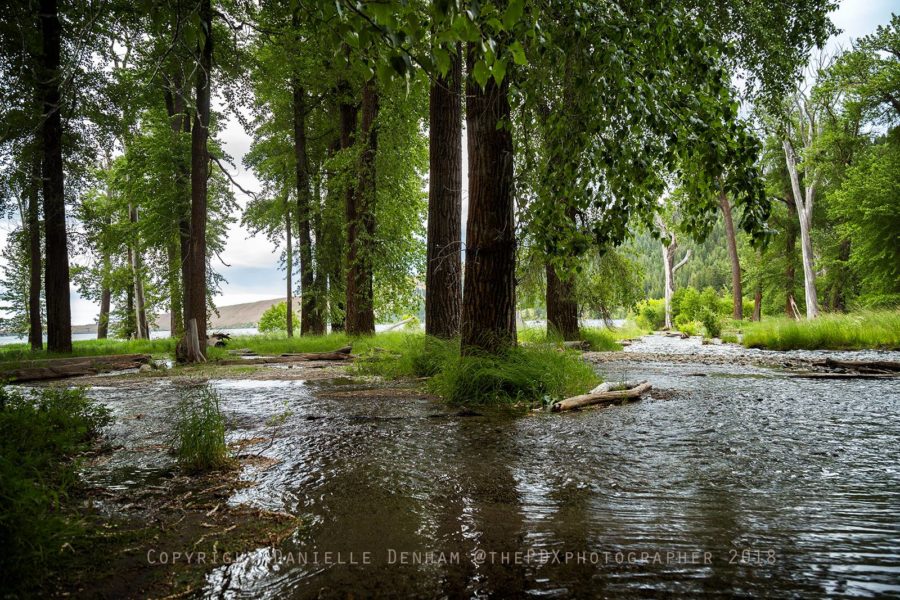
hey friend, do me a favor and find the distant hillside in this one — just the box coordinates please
[73,297,299,334]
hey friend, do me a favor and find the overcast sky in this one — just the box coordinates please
[0,0,895,326]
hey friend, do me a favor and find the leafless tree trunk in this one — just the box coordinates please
[719,190,742,320]
[783,137,819,319]
[657,216,691,330]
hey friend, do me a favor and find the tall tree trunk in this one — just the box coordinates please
[97,276,111,339]
[292,81,324,335]
[425,43,462,339]
[460,45,517,354]
[719,190,743,320]
[166,236,182,337]
[27,153,43,350]
[345,78,377,336]
[658,221,691,331]
[129,205,149,339]
[752,285,762,322]
[783,139,819,319]
[332,98,356,333]
[784,199,797,317]
[125,280,136,339]
[38,0,72,353]
[285,205,294,337]
[546,263,579,340]
[185,0,212,360]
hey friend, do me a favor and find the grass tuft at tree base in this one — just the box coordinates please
[741,311,900,350]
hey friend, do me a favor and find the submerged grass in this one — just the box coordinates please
[742,311,900,350]
[171,386,231,473]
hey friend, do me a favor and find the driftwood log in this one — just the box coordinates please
[815,358,900,373]
[562,340,591,351]
[0,354,152,383]
[552,380,652,412]
[217,346,353,366]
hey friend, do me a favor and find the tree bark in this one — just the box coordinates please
[425,43,462,339]
[38,0,72,353]
[345,78,377,336]
[719,190,743,320]
[783,139,819,319]
[784,199,797,317]
[27,152,43,350]
[97,280,111,339]
[292,81,324,335]
[129,204,149,339]
[163,72,189,338]
[657,218,691,330]
[546,263,579,340]
[752,285,762,322]
[185,0,212,361]
[460,44,517,354]
[332,97,356,333]
[285,205,293,337]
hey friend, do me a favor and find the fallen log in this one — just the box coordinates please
[817,358,900,373]
[0,354,152,383]
[552,380,652,412]
[216,346,353,366]
[562,340,591,351]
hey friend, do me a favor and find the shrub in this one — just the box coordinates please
[258,301,289,333]
[634,298,666,330]
[0,386,112,591]
[674,314,699,336]
[672,287,701,321]
[172,386,231,472]
[700,309,722,338]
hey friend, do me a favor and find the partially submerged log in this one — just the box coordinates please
[552,380,651,412]
[217,346,353,366]
[1,354,152,383]
[815,358,900,373]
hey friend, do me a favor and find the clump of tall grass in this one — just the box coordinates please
[0,386,112,592]
[355,334,457,379]
[172,386,231,472]
[0,337,178,364]
[518,326,622,351]
[430,345,602,406]
[742,311,900,350]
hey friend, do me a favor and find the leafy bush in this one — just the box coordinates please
[700,309,722,338]
[634,298,666,330]
[172,386,231,472]
[258,301,289,333]
[674,314,699,336]
[431,345,601,406]
[0,386,112,591]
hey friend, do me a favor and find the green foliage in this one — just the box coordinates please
[356,335,458,379]
[635,298,666,331]
[171,386,230,473]
[430,345,601,406]
[742,311,900,350]
[699,309,723,338]
[0,387,111,591]
[577,328,621,351]
[0,337,177,364]
[258,302,289,333]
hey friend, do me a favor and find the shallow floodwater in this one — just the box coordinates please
[83,342,900,598]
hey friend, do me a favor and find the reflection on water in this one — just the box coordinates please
[84,355,900,598]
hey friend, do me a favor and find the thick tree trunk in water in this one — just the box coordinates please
[185,0,212,361]
[345,78,377,336]
[292,81,324,335]
[546,263,579,340]
[719,191,743,320]
[285,206,294,337]
[38,0,72,353]
[461,45,517,354]
[783,139,819,319]
[27,154,43,350]
[425,43,462,339]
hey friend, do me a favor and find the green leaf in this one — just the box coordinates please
[492,58,507,85]
[509,41,526,65]
[503,0,524,30]
[473,60,490,89]
[434,46,451,76]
